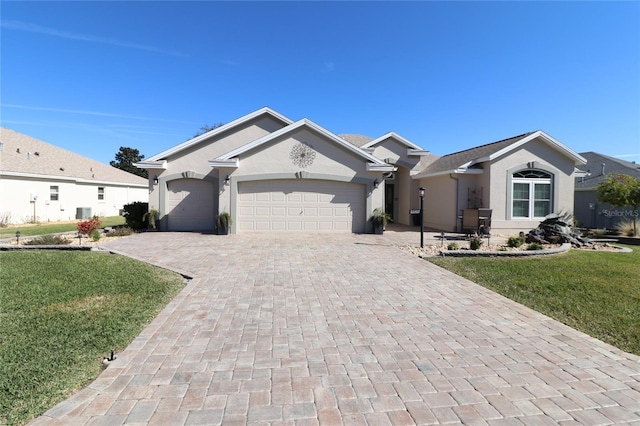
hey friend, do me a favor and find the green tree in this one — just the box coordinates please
[110,147,148,178]
[597,173,640,236]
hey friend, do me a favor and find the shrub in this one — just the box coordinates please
[24,235,71,245]
[77,216,101,236]
[0,212,11,228]
[447,242,459,251]
[91,230,101,242]
[616,220,636,237]
[122,202,149,230]
[469,237,483,251]
[105,227,133,237]
[527,242,544,250]
[507,236,525,248]
[143,208,159,230]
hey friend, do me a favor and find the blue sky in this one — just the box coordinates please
[2,1,639,165]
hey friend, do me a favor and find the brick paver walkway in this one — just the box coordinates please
[31,231,640,425]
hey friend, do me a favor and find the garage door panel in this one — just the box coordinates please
[287,193,302,202]
[238,180,364,233]
[239,206,254,215]
[270,207,285,216]
[303,207,318,216]
[287,207,301,216]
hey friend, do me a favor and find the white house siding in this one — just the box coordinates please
[0,175,147,223]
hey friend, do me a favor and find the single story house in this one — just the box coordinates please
[0,128,148,224]
[574,151,640,229]
[135,107,586,235]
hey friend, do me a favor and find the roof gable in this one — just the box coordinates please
[361,132,423,151]
[145,107,293,162]
[0,128,147,185]
[215,119,390,168]
[415,130,586,178]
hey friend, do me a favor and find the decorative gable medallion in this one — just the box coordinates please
[289,143,316,168]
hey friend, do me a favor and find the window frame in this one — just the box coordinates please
[98,186,105,201]
[50,185,59,201]
[510,170,553,219]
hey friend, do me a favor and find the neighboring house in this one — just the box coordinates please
[135,107,585,235]
[413,131,587,234]
[0,128,148,224]
[574,152,640,229]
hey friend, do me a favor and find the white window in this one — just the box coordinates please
[98,187,105,201]
[50,186,59,201]
[512,170,552,218]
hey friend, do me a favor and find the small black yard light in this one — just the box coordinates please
[15,230,21,244]
[77,231,83,245]
[419,187,425,248]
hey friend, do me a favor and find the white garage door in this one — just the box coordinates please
[167,179,215,231]
[238,180,365,233]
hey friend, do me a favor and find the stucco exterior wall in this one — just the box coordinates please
[235,129,368,178]
[0,175,147,224]
[420,174,458,231]
[147,116,288,217]
[489,139,577,234]
[219,128,384,233]
[163,116,288,176]
[370,140,422,171]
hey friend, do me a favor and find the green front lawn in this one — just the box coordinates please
[0,251,184,425]
[0,216,126,239]
[428,245,640,356]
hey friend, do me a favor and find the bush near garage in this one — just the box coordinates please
[122,202,149,230]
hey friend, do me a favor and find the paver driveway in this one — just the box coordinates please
[33,232,640,425]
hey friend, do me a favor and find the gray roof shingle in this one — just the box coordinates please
[415,132,534,177]
[0,128,147,185]
[575,151,640,190]
[339,134,374,147]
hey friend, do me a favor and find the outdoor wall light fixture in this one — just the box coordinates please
[224,175,230,185]
[153,176,159,185]
[373,179,379,189]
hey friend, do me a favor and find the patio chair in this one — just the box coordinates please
[462,208,480,237]
[478,208,492,235]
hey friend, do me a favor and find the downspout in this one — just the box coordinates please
[449,173,460,232]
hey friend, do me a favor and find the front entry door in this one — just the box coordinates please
[385,183,395,222]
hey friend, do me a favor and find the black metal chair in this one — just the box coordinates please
[462,209,480,237]
[478,208,492,235]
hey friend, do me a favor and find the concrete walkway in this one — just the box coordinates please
[32,231,640,425]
